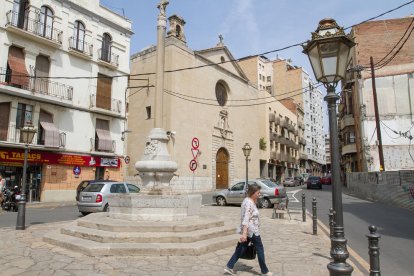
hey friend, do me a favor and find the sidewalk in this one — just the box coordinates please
[0,206,364,276]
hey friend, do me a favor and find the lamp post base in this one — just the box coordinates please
[327,262,354,276]
[16,200,27,230]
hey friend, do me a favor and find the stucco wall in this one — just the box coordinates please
[346,171,414,210]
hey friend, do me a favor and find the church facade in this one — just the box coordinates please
[127,15,297,192]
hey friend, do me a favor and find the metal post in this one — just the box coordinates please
[16,145,28,230]
[325,84,353,275]
[367,225,381,276]
[246,156,248,187]
[329,208,335,239]
[312,197,317,235]
[302,192,306,222]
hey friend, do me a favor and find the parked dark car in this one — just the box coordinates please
[306,176,322,189]
[321,175,332,185]
[76,179,114,201]
[294,176,304,186]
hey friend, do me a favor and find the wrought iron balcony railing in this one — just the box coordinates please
[0,67,73,101]
[5,10,63,44]
[98,48,119,67]
[68,37,93,57]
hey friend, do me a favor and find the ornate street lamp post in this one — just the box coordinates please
[303,18,355,275]
[16,123,37,230]
[242,143,252,188]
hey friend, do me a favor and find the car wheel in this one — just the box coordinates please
[103,203,110,212]
[261,198,272,209]
[81,212,89,216]
[216,196,227,206]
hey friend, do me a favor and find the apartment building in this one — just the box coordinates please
[340,16,414,172]
[238,55,302,181]
[272,59,325,176]
[0,0,132,201]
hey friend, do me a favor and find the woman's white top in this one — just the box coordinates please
[238,197,260,238]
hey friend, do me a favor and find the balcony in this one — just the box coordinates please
[274,116,280,125]
[5,10,62,48]
[90,94,122,114]
[340,114,355,130]
[269,113,275,122]
[342,143,357,155]
[98,49,119,69]
[0,67,73,101]
[68,37,93,59]
[0,125,65,147]
[280,153,288,162]
[298,120,304,129]
[280,119,288,128]
[300,153,308,160]
[287,123,295,133]
[299,137,307,145]
[271,151,279,160]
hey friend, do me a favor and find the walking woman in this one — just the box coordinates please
[224,183,273,275]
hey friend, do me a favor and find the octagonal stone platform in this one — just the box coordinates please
[44,212,238,256]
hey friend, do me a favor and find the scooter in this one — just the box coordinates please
[1,186,20,212]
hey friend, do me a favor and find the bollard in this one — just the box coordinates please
[328,208,335,239]
[312,197,317,235]
[367,225,381,276]
[302,192,306,222]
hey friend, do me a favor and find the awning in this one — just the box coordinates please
[96,128,113,151]
[8,46,29,88]
[40,121,60,148]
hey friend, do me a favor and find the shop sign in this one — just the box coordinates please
[0,149,120,168]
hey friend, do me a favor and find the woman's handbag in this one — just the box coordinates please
[239,241,257,260]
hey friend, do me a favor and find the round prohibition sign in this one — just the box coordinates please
[192,137,200,150]
[189,159,198,172]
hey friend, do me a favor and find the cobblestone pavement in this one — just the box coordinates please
[0,205,364,276]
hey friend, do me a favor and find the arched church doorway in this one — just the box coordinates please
[216,148,229,189]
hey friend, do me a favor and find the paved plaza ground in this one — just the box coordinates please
[0,205,364,275]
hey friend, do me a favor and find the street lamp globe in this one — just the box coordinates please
[20,123,37,144]
[302,18,355,85]
[242,143,252,158]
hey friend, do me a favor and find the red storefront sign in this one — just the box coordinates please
[0,149,119,168]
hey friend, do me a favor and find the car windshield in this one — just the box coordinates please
[309,177,320,181]
[83,183,104,192]
[261,179,278,188]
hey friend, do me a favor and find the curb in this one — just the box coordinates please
[306,211,370,275]
[27,201,76,209]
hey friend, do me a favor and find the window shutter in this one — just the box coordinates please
[39,110,60,147]
[0,102,10,141]
[7,46,29,88]
[96,74,112,110]
[95,119,112,151]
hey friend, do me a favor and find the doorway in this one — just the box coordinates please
[216,148,229,189]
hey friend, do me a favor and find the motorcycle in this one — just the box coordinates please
[1,186,20,212]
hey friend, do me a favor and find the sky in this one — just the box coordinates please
[101,0,413,132]
[102,0,413,75]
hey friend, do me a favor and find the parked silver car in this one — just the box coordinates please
[282,177,297,187]
[213,179,287,208]
[77,181,140,216]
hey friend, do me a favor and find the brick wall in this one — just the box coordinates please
[353,17,414,78]
[347,171,414,210]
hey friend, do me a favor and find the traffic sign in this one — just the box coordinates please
[189,159,198,172]
[191,149,199,159]
[125,156,130,164]
[192,137,200,150]
[73,165,81,175]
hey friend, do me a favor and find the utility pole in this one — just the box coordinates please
[370,56,385,171]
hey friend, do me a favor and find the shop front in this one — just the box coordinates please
[0,148,122,202]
